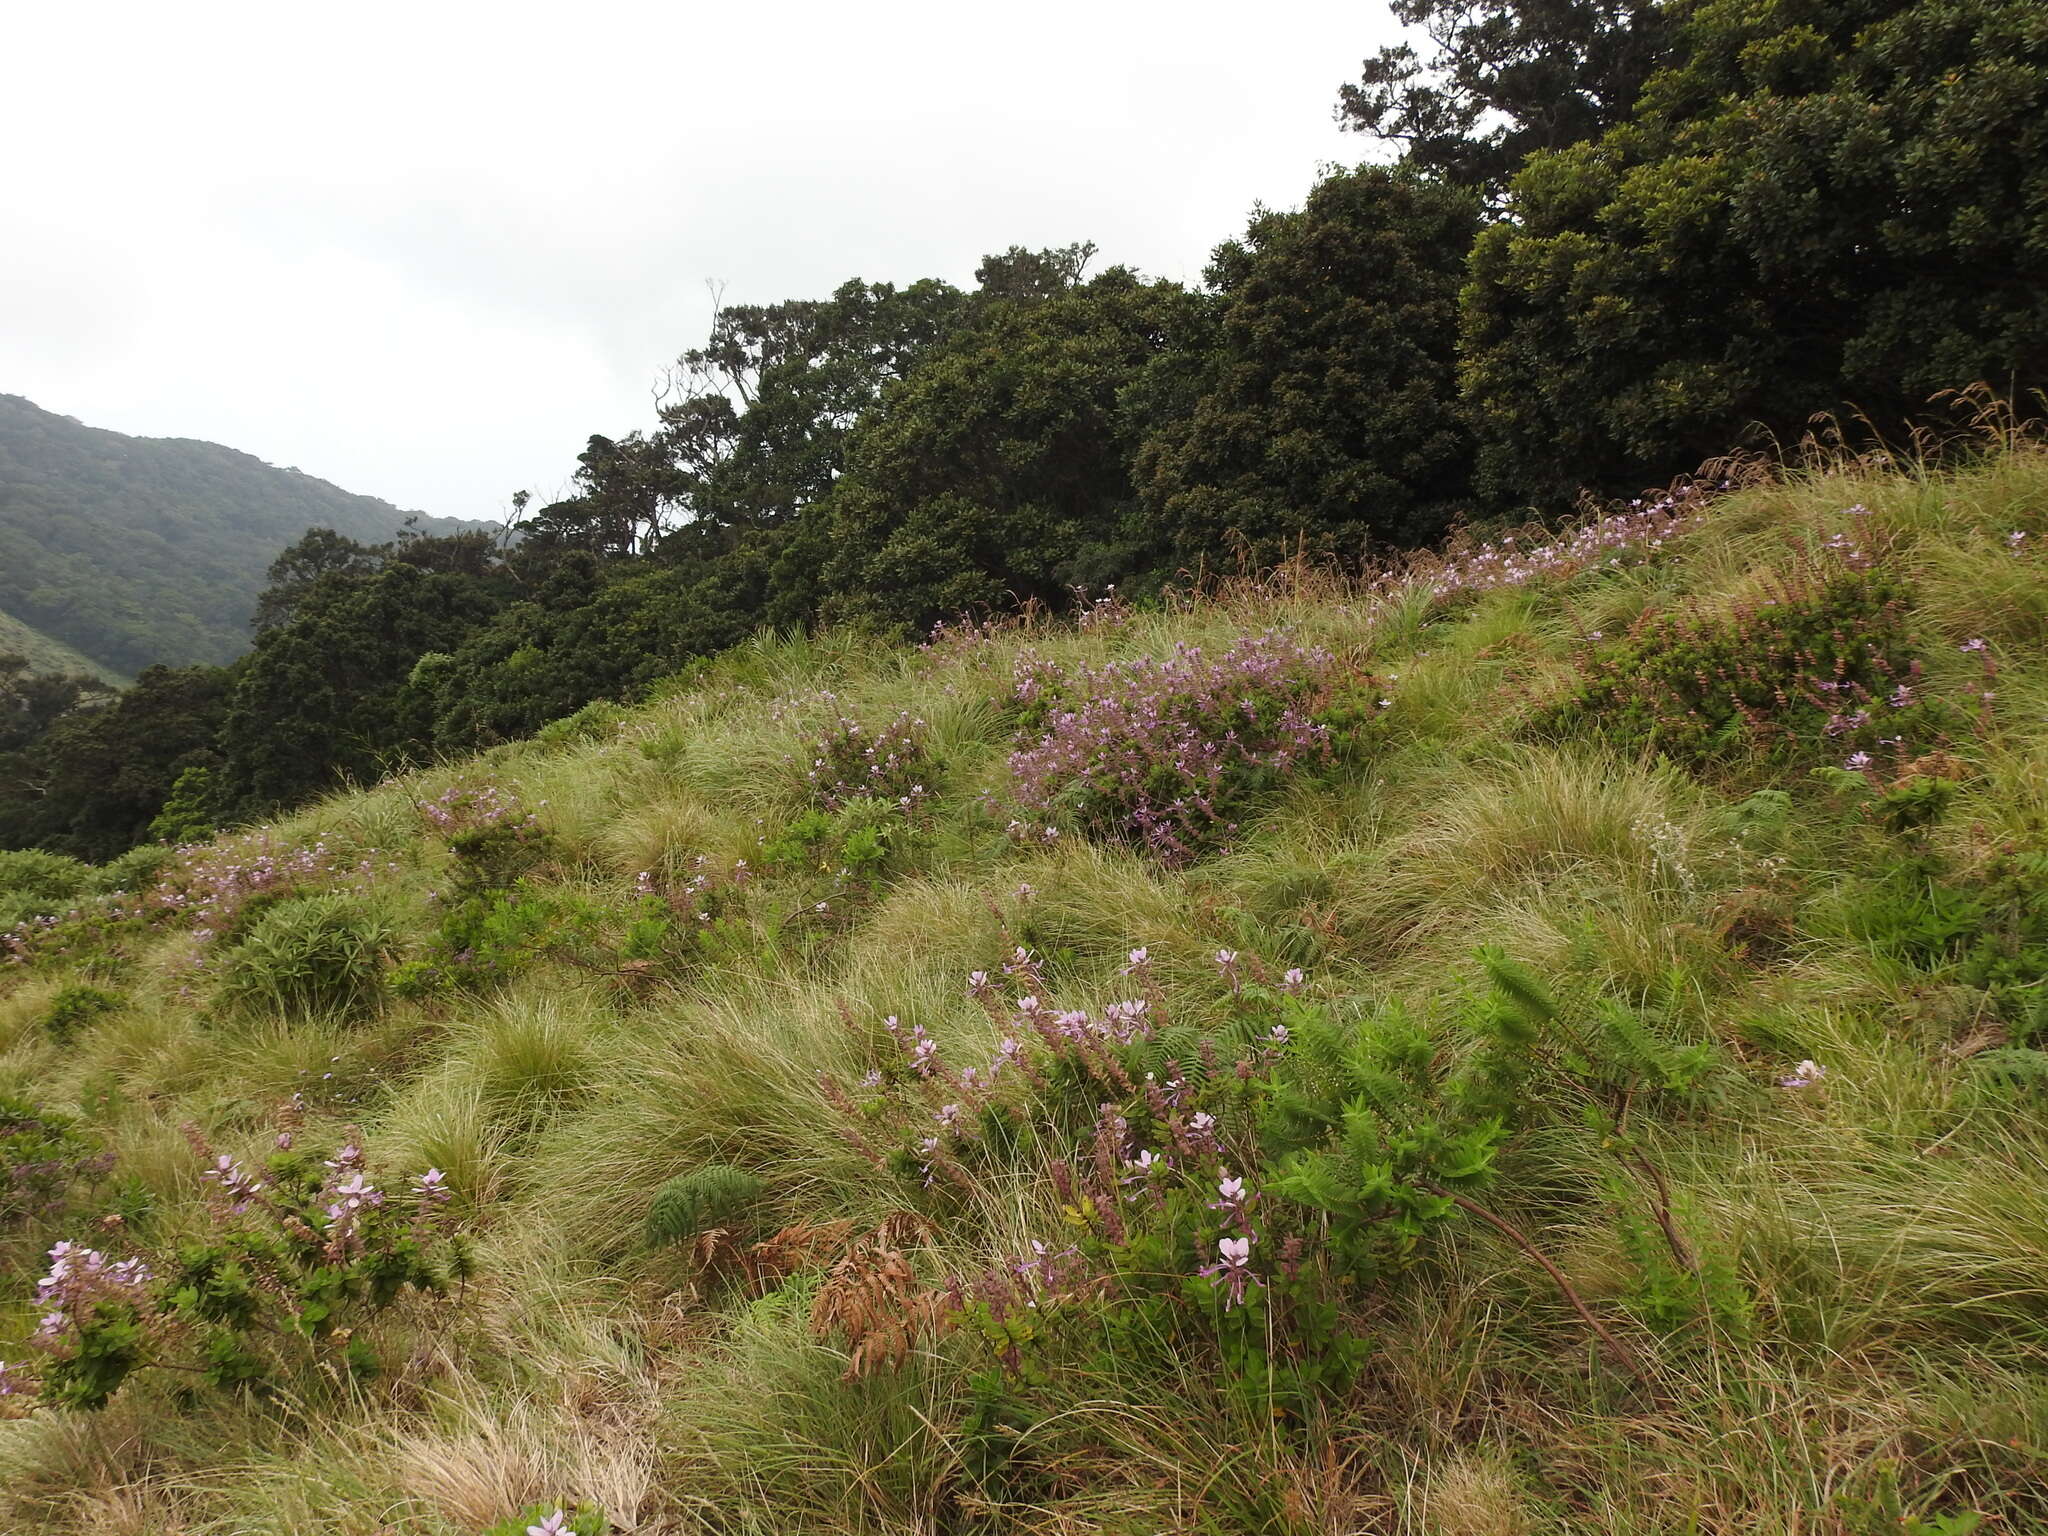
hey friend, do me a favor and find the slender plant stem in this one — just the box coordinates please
[1424,1182,1648,1381]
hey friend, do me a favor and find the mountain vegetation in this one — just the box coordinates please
[2,1,2047,1525]
[4,0,2038,871]
[0,395,474,677]
[3,436,2047,1532]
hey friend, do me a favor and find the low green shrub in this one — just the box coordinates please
[87,844,177,896]
[1540,561,1964,770]
[14,1127,470,1411]
[214,894,395,1022]
[2,1092,111,1228]
[536,698,626,748]
[41,984,126,1044]
[1836,843,2048,1034]
[394,887,597,999]
[1005,633,1343,865]
[0,849,92,928]
[760,796,922,890]
[834,942,1735,1419]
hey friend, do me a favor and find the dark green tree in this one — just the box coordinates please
[0,663,230,859]
[218,564,504,811]
[1460,0,2048,509]
[814,267,1205,634]
[251,529,383,632]
[1131,166,1483,567]
[1338,0,1672,195]
[0,654,112,752]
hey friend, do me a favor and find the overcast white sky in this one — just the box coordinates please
[2,0,1398,522]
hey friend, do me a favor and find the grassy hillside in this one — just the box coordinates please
[0,394,474,676]
[0,606,122,686]
[3,442,2047,1535]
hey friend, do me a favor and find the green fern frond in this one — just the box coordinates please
[644,1164,768,1249]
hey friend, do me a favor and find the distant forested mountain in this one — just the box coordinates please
[0,394,472,675]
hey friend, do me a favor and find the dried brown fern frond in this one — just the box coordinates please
[749,1219,857,1285]
[809,1230,955,1382]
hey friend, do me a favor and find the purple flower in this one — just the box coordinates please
[1844,752,1873,771]
[1961,637,1988,652]
[527,1514,571,1536]
[1779,1059,1826,1089]
[1199,1235,1261,1308]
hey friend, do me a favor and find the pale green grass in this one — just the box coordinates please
[6,447,2048,1534]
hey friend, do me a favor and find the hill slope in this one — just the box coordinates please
[0,394,473,675]
[3,445,2047,1533]
[0,604,121,685]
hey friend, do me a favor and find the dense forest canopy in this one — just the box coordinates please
[2,0,2042,864]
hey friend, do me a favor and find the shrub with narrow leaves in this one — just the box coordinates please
[1539,556,1965,769]
[827,940,1733,1415]
[40,984,125,1044]
[2,1093,112,1229]
[214,894,395,1022]
[14,1122,470,1410]
[1005,633,1338,864]
[795,701,935,814]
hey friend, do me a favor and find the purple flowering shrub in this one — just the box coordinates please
[1391,478,1714,606]
[421,780,557,894]
[1005,634,1343,865]
[4,832,405,975]
[794,701,936,815]
[2,1093,112,1230]
[9,1110,470,1410]
[821,943,1731,1412]
[1540,554,1973,771]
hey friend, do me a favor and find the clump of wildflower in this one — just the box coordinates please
[1006,633,1335,865]
[796,700,935,813]
[419,779,541,836]
[1200,1235,1261,1309]
[200,1154,266,1215]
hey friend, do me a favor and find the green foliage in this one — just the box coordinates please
[817,266,1206,633]
[147,764,223,846]
[0,847,91,904]
[447,823,559,897]
[536,698,626,748]
[644,1164,769,1249]
[1538,561,1953,767]
[0,662,232,861]
[1336,0,1671,195]
[214,894,395,1022]
[760,797,923,889]
[26,1131,469,1411]
[1837,845,2048,1030]
[1131,166,1481,564]
[220,562,507,811]
[394,887,595,999]
[40,984,125,1044]
[1,1092,109,1228]
[1460,0,2048,506]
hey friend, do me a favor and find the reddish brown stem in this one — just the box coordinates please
[1425,1183,1647,1382]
